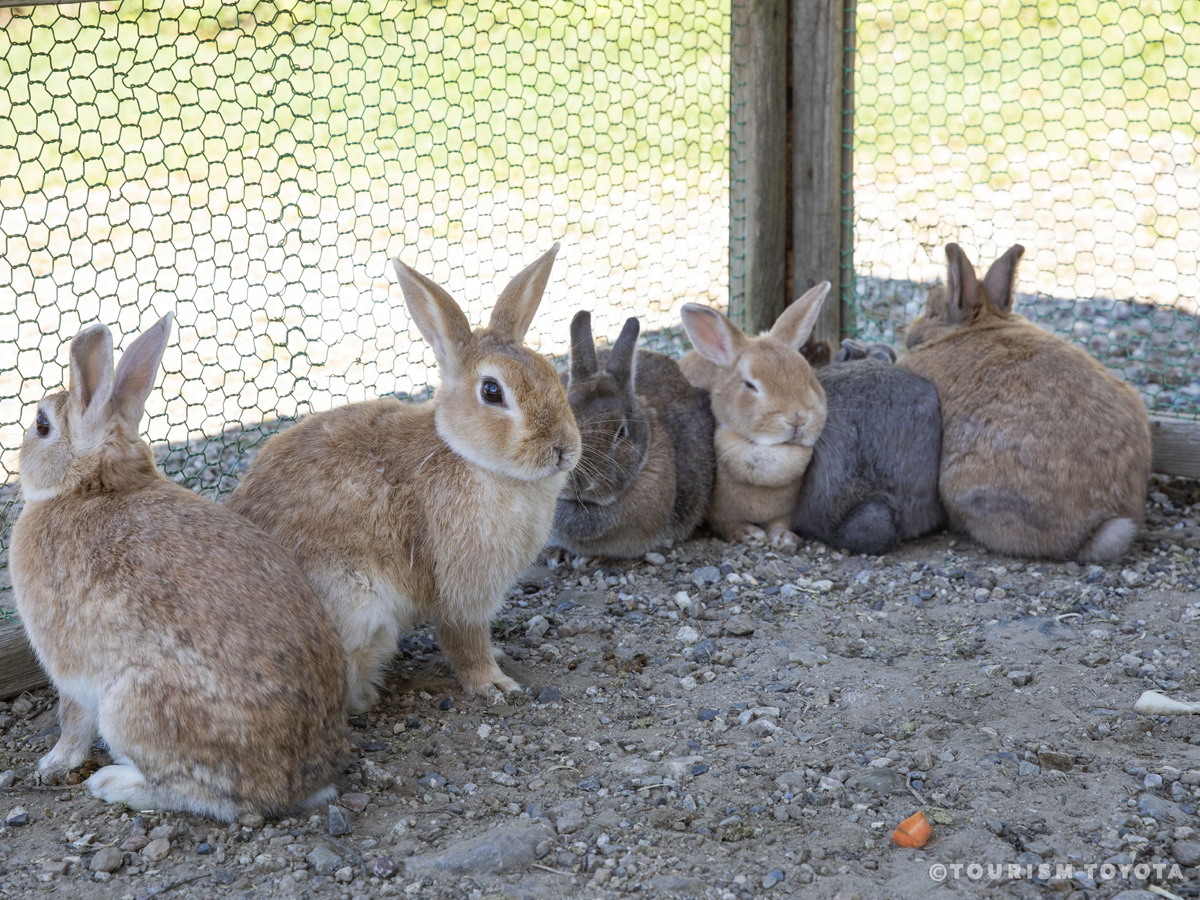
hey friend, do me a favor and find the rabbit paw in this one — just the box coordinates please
[766,522,801,553]
[37,742,89,783]
[460,668,522,700]
[728,523,768,543]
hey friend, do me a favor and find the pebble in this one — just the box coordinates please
[697,708,720,721]
[4,807,27,827]
[141,838,170,862]
[438,696,454,711]
[1170,840,1200,867]
[306,845,342,876]
[239,812,265,830]
[675,626,701,645]
[762,868,785,889]
[578,776,601,792]
[89,847,124,874]
[644,552,666,566]
[405,823,555,876]
[340,792,370,814]
[417,771,448,790]
[555,808,587,835]
[1008,670,1033,686]
[526,614,550,639]
[371,856,399,879]
[724,615,756,636]
[1137,793,1187,823]
[692,566,721,585]
[328,805,352,836]
[536,686,563,703]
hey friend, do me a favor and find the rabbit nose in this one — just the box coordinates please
[554,444,575,472]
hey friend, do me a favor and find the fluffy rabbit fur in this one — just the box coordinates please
[900,243,1151,562]
[549,312,715,557]
[228,246,581,712]
[679,282,831,550]
[10,314,347,821]
[791,358,945,555]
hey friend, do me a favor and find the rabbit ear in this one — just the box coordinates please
[568,310,599,384]
[605,316,640,387]
[112,312,173,429]
[981,244,1025,313]
[393,257,473,378]
[771,281,831,350]
[944,243,982,323]
[489,243,560,342]
[681,303,745,369]
[69,323,115,426]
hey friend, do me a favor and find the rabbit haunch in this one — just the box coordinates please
[900,243,1151,563]
[11,314,347,821]
[228,245,580,712]
[549,312,715,558]
[679,281,831,551]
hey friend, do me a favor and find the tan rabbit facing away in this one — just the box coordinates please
[679,282,831,551]
[900,243,1152,562]
[10,314,348,821]
[228,246,581,713]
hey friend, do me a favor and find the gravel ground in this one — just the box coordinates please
[0,476,1197,900]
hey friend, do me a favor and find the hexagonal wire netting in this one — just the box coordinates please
[0,0,731,602]
[849,0,1200,419]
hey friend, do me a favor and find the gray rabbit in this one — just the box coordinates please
[790,357,945,555]
[549,313,715,558]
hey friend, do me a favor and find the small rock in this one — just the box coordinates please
[328,805,352,836]
[526,615,550,639]
[536,686,562,704]
[763,868,785,889]
[210,867,236,885]
[1018,760,1041,777]
[847,769,906,796]
[644,552,666,566]
[239,812,265,830]
[675,626,701,645]
[196,842,212,855]
[438,697,454,711]
[555,808,587,835]
[697,708,720,722]
[141,839,170,863]
[42,860,68,877]
[1137,793,1187,823]
[89,847,124,874]
[1171,840,1200,867]
[148,824,174,841]
[724,615,756,636]
[306,846,342,876]
[371,856,399,879]
[1081,652,1109,668]
[405,823,555,877]
[650,874,711,895]
[578,776,601,792]
[340,792,370,814]
[1144,773,1164,790]
[1037,750,1073,771]
[810,579,834,592]
[4,807,27,827]
[692,566,721,585]
[1008,670,1033,686]
[417,772,448,790]
[334,865,355,883]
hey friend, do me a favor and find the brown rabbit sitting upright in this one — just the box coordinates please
[679,282,831,551]
[900,243,1151,562]
[228,246,581,712]
[11,314,347,821]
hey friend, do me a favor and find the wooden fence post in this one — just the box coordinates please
[729,0,789,334]
[792,0,851,348]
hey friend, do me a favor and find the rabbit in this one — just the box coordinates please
[549,312,715,558]
[834,337,897,363]
[227,245,581,712]
[9,313,348,821]
[899,242,1152,562]
[679,281,831,551]
[790,357,945,555]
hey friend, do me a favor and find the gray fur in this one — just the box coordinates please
[791,359,944,555]
[551,314,715,558]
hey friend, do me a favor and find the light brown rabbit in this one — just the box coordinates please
[228,245,581,712]
[900,243,1152,562]
[679,282,831,550]
[10,314,347,821]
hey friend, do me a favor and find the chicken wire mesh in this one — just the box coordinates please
[0,0,731,600]
[849,0,1200,419]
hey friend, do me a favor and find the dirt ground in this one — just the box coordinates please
[0,477,1197,900]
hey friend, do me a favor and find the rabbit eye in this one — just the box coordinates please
[480,379,504,405]
[615,424,629,443]
[743,380,758,393]
[35,409,50,437]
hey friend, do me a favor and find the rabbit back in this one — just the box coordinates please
[12,477,347,820]
[791,360,944,555]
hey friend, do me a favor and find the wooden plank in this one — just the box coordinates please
[0,621,47,701]
[1151,416,1200,479]
[729,0,789,334]
[791,0,848,347]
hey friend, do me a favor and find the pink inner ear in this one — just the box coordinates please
[685,308,737,368]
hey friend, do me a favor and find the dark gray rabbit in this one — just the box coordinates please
[790,358,944,555]
[549,312,715,558]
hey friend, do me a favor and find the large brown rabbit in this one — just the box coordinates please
[228,246,581,712]
[10,314,347,821]
[900,243,1151,562]
[679,282,831,551]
